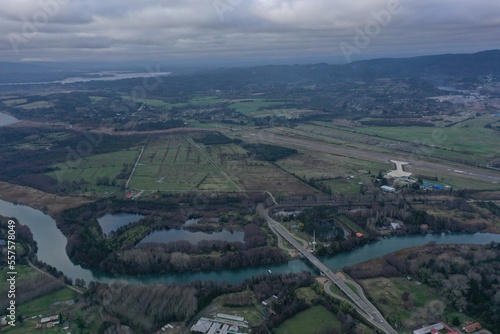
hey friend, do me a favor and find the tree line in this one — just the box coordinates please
[345,242,500,331]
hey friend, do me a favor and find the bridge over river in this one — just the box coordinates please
[261,206,398,334]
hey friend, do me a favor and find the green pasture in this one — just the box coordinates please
[305,122,493,165]
[129,136,238,192]
[274,305,342,334]
[122,96,188,109]
[123,95,222,109]
[277,153,386,184]
[17,101,53,110]
[360,277,442,326]
[47,150,140,192]
[229,99,291,115]
[352,121,499,158]
[295,287,318,304]
[2,98,27,106]
[189,96,223,105]
[0,266,37,291]
[89,96,106,104]
[18,288,77,317]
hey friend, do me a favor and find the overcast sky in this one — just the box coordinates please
[1,0,499,65]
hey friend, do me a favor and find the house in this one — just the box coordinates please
[381,185,396,193]
[41,315,59,324]
[463,322,482,333]
[390,222,400,230]
[412,323,444,334]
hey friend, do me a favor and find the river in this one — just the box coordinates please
[0,112,20,126]
[1,199,499,285]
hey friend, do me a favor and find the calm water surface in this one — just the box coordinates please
[97,213,144,235]
[1,199,499,284]
[0,112,20,126]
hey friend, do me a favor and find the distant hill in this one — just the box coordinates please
[211,50,500,82]
[1,50,499,85]
[347,50,500,78]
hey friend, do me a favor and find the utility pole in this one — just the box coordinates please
[312,230,316,252]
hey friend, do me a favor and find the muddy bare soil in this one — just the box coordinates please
[0,181,91,217]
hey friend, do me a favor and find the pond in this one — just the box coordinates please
[97,212,145,235]
[1,198,500,284]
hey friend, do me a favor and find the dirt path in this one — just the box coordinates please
[27,258,83,295]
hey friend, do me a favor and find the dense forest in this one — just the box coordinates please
[242,143,298,162]
[194,133,243,145]
[83,272,314,333]
[57,194,289,274]
[345,242,500,331]
[0,127,146,193]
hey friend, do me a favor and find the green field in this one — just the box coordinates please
[229,99,292,115]
[274,305,342,334]
[47,149,140,193]
[2,98,27,106]
[18,288,78,317]
[0,266,83,334]
[189,96,223,105]
[129,135,316,194]
[295,287,317,304]
[359,277,464,329]
[17,101,54,110]
[124,95,223,109]
[192,291,265,327]
[303,119,500,168]
[257,124,499,191]
[129,136,238,192]
[89,96,105,104]
[350,119,500,159]
[0,266,37,291]
[122,96,188,109]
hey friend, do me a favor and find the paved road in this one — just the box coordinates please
[261,207,398,334]
[255,131,500,184]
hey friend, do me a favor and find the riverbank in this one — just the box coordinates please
[0,181,91,217]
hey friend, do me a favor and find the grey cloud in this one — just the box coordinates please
[0,0,498,63]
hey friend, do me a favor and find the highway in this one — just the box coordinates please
[261,206,398,334]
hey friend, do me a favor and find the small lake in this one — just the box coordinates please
[97,213,144,235]
[1,198,500,285]
[0,112,20,126]
[138,228,245,245]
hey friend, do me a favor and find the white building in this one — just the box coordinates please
[381,185,396,193]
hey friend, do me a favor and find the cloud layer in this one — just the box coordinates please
[1,0,499,63]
